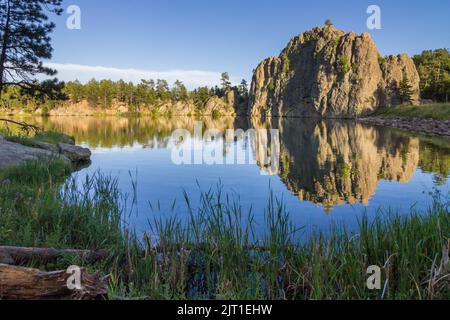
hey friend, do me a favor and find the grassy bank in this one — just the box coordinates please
[0,158,449,300]
[373,103,450,120]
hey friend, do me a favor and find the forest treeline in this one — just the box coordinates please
[413,48,450,102]
[0,73,249,113]
[0,48,449,114]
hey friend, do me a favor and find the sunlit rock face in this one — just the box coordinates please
[253,118,420,207]
[249,26,420,118]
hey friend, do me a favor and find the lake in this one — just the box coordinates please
[20,116,450,238]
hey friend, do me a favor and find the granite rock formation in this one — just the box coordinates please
[249,26,420,118]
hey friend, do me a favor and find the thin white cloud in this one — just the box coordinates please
[44,63,240,89]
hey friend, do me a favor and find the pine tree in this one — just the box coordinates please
[156,79,170,101]
[221,72,231,91]
[413,48,450,102]
[85,79,100,107]
[239,79,248,97]
[398,76,414,104]
[0,0,63,93]
[172,80,188,101]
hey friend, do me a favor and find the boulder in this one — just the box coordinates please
[249,26,420,118]
[57,143,91,163]
[33,141,60,153]
[0,138,70,169]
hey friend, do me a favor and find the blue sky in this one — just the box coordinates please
[47,0,450,88]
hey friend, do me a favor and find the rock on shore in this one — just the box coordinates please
[0,135,91,169]
[249,26,420,118]
[358,117,450,137]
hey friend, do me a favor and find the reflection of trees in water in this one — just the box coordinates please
[418,139,450,186]
[29,116,236,148]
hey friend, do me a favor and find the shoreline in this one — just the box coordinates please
[0,132,91,170]
[0,156,448,300]
[358,116,450,138]
[2,110,450,138]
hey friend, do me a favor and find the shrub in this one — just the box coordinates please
[337,55,351,75]
[267,79,275,92]
[281,52,292,75]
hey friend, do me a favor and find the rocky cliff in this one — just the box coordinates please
[249,26,420,118]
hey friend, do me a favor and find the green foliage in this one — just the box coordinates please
[221,72,231,90]
[413,49,450,102]
[64,80,84,103]
[1,73,249,113]
[191,86,211,109]
[35,131,75,145]
[4,130,75,149]
[398,76,414,104]
[378,54,386,67]
[418,139,450,185]
[0,159,122,249]
[0,159,448,299]
[372,103,450,120]
[281,52,292,75]
[0,0,64,93]
[171,80,188,102]
[267,79,275,92]
[337,55,351,75]
[325,46,334,60]
[333,37,339,47]
[0,79,67,112]
[238,79,248,98]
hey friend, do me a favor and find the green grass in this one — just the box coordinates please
[373,103,450,121]
[0,158,449,300]
[34,131,75,145]
[2,130,75,149]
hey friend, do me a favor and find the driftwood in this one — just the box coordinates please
[0,264,107,300]
[0,246,109,265]
[0,118,42,135]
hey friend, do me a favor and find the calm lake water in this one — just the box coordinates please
[17,116,450,237]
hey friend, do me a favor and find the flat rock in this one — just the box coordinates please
[33,140,60,153]
[0,138,70,169]
[57,143,92,163]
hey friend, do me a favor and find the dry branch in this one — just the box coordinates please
[0,118,41,134]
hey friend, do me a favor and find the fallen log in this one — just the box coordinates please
[0,246,109,265]
[0,264,107,300]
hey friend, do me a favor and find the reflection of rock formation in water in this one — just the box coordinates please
[253,118,420,207]
[9,115,448,208]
